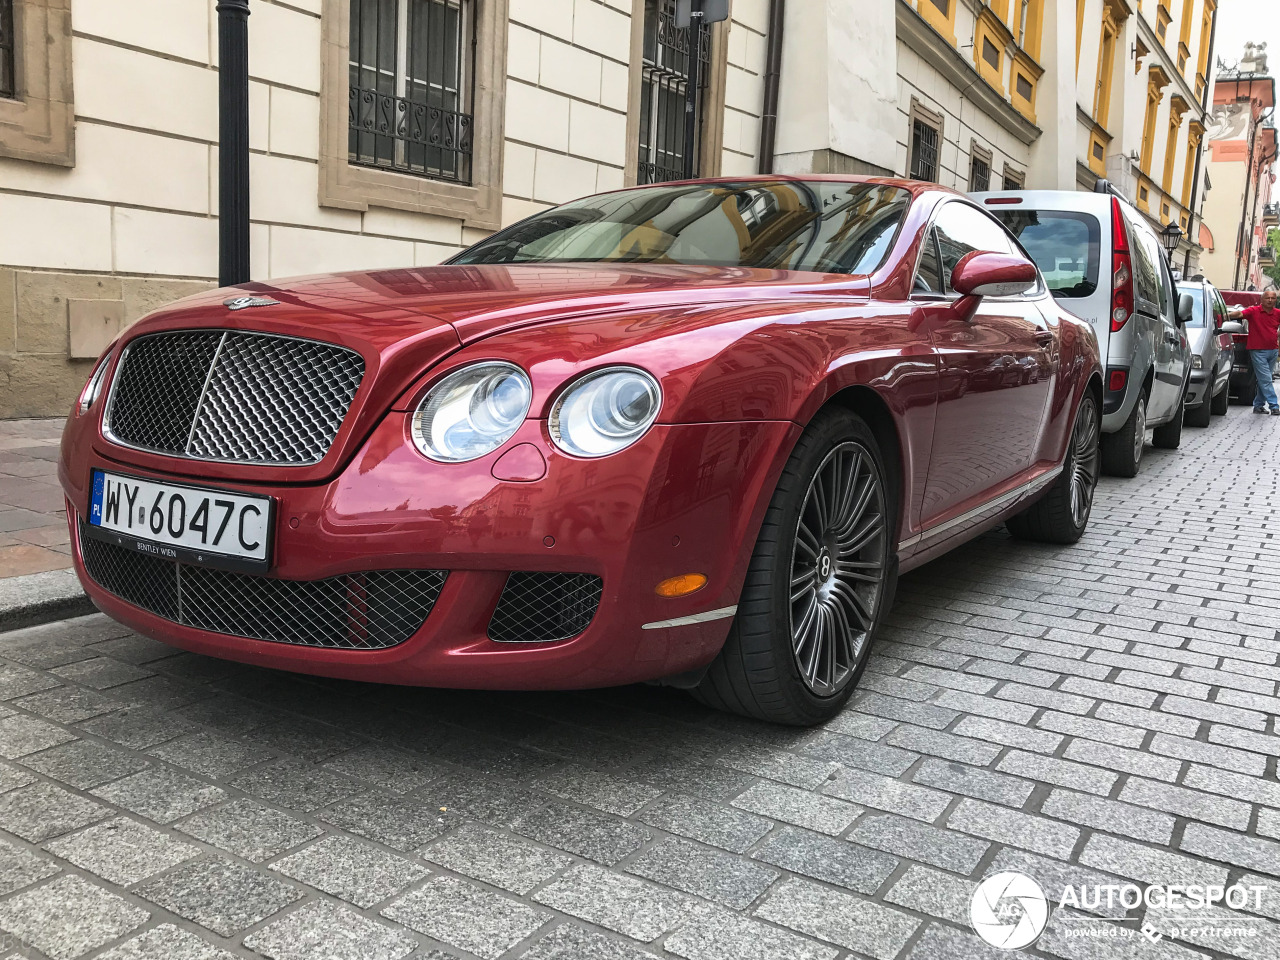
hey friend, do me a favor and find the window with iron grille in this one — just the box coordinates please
[637,0,711,185]
[970,154,990,192]
[348,0,476,184]
[0,0,15,101]
[910,118,939,182]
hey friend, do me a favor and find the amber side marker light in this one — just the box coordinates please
[656,574,708,598]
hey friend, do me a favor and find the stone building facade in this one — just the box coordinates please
[1199,48,1276,292]
[0,0,1219,417]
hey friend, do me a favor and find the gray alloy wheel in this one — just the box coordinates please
[788,441,888,697]
[1132,395,1146,462]
[1100,390,1145,478]
[1007,394,1100,545]
[1069,397,1101,528]
[692,409,897,725]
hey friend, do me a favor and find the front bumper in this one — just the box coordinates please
[61,414,798,690]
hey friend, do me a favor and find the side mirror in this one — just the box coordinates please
[1177,292,1194,325]
[950,251,1039,298]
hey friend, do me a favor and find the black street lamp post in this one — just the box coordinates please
[1161,221,1184,264]
[217,0,251,287]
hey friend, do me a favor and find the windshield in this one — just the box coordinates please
[1178,285,1206,327]
[453,181,912,275]
[991,210,1101,300]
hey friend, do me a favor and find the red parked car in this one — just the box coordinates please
[60,177,1102,725]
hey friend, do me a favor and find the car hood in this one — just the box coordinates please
[150,263,867,342]
[97,264,867,484]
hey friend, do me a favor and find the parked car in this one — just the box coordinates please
[973,182,1192,477]
[1222,290,1261,403]
[60,177,1102,726]
[1176,278,1233,426]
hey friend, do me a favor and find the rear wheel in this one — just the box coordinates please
[1100,391,1145,478]
[694,409,896,725]
[1007,394,1099,545]
[1185,393,1212,427]
[1211,382,1229,416]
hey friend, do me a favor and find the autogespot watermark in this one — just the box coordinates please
[969,871,1270,951]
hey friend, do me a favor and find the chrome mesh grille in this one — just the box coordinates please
[488,572,603,643]
[80,524,444,650]
[106,331,365,465]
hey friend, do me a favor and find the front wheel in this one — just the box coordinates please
[1007,394,1100,545]
[1185,393,1212,427]
[694,409,896,725]
[1151,391,1185,449]
[1211,382,1230,415]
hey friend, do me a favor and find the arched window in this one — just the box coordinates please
[0,0,15,100]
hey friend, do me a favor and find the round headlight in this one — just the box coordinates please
[412,362,532,462]
[550,367,662,458]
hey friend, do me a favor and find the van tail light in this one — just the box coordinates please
[1110,197,1135,333]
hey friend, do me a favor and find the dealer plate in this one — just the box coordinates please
[87,470,273,572]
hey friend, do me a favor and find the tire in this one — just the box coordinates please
[693,409,897,725]
[1185,394,1212,427]
[1007,393,1100,545]
[1211,383,1229,416]
[1100,390,1145,478]
[1151,392,1185,449]
[1233,370,1256,405]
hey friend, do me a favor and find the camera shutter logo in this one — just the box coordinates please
[971,871,1050,950]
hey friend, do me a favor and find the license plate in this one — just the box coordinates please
[87,470,273,572]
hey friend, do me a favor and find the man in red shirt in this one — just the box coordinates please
[1230,289,1280,415]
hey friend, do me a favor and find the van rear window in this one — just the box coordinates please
[991,211,1101,300]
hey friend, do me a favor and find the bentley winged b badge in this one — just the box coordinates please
[224,295,280,311]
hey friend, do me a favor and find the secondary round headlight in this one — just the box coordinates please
[413,362,532,462]
[550,367,662,458]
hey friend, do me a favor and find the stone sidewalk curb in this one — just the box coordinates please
[0,567,94,632]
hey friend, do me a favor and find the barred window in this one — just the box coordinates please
[0,0,15,100]
[637,0,711,185]
[910,118,939,182]
[348,0,476,184]
[970,154,990,192]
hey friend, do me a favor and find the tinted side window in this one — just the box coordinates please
[934,203,1020,293]
[1212,290,1229,328]
[1127,219,1160,311]
[914,228,944,295]
[994,211,1100,300]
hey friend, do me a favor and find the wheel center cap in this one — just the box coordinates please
[818,550,832,580]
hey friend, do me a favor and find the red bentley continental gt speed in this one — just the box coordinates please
[60,177,1102,725]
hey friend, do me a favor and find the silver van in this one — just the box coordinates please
[971,184,1191,477]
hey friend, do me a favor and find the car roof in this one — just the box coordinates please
[596,175,964,202]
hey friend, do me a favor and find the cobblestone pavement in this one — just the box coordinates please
[1,406,1279,960]
[0,420,71,578]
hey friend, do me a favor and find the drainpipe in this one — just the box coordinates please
[1183,3,1217,276]
[757,0,786,174]
[218,0,252,287]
